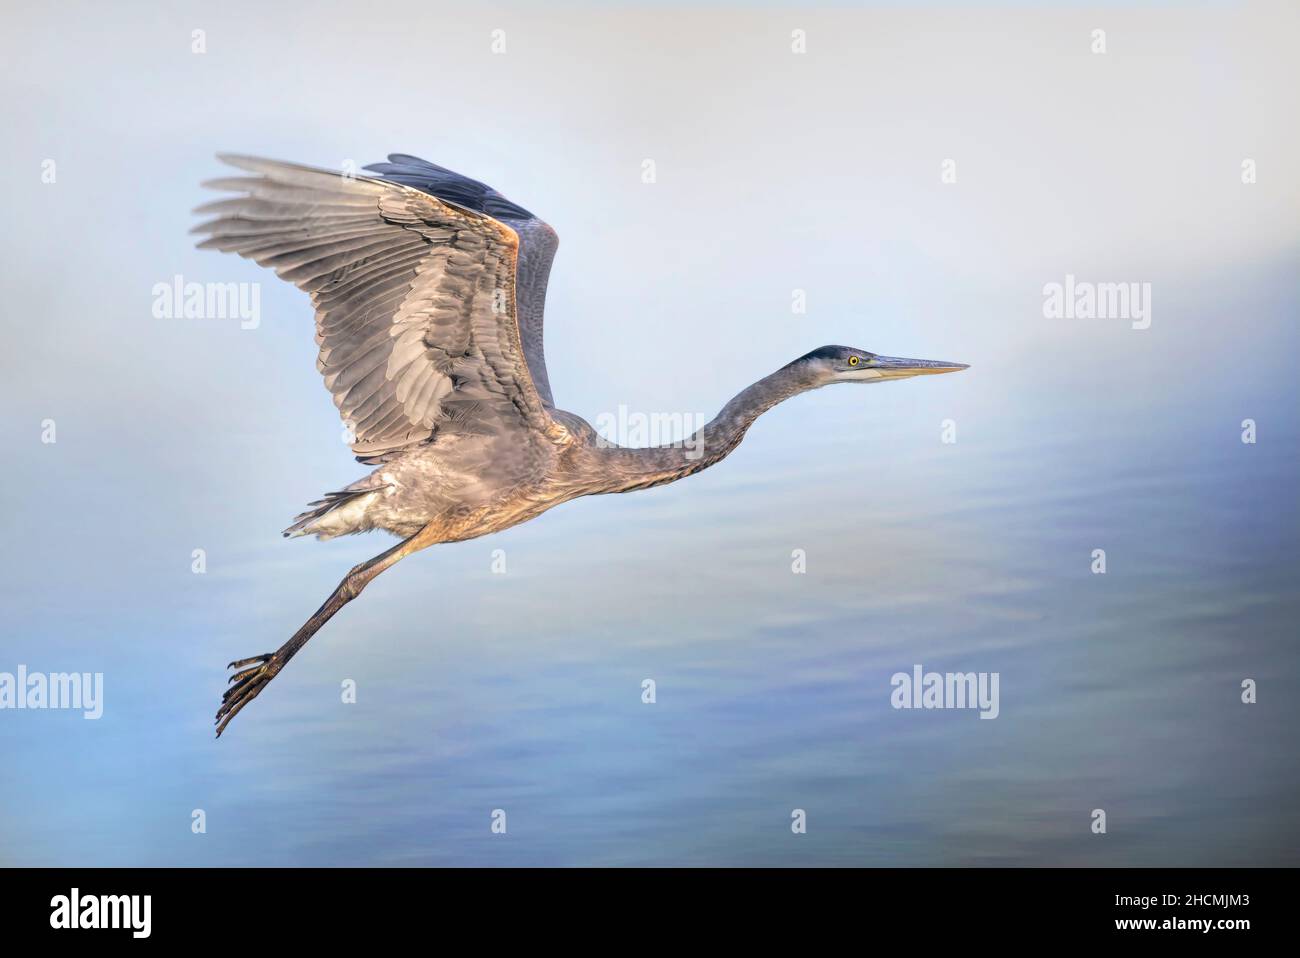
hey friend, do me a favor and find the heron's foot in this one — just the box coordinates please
[216,652,280,738]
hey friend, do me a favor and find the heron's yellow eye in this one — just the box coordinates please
[848,356,860,366]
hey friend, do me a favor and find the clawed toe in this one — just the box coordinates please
[227,663,266,687]
[227,652,273,670]
[215,654,280,738]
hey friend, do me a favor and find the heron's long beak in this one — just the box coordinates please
[870,355,970,380]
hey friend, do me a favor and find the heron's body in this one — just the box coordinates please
[285,366,817,542]
[196,153,967,736]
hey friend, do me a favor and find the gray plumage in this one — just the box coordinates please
[196,153,968,736]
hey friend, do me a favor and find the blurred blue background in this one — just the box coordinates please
[1,0,1297,865]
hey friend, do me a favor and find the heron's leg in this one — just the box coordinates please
[215,531,425,738]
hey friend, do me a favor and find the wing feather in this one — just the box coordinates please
[193,155,551,458]
[363,154,559,407]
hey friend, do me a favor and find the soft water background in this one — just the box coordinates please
[1,1,1297,865]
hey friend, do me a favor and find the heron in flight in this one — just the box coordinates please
[196,153,968,736]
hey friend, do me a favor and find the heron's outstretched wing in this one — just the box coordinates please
[193,155,553,459]
[362,154,559,407]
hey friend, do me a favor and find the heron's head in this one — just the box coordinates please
[798,345,969,384]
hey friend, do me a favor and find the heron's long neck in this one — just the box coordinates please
[589,361,820,493]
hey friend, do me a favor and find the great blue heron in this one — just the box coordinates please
[196,153,968,737]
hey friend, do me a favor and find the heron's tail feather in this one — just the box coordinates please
[283,485,385,540]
